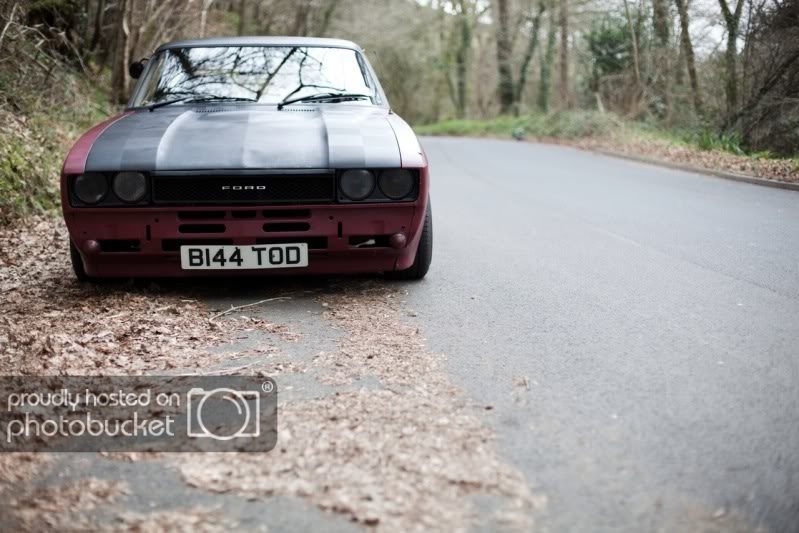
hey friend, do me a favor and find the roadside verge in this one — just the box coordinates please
[584,145,799,192]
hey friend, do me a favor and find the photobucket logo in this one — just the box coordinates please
[186,387,260,441]
[6,412,176,443]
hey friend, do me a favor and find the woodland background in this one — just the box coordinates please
[0,0,797,224]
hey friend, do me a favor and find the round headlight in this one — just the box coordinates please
[339,169,375,201]
[74,173,108,204]
[113,172,147,203]
[378,169,414,199]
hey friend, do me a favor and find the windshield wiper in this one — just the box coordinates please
[277,92,372,110]
[148,96,256,111]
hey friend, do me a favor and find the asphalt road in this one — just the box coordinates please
[405,137,799,532]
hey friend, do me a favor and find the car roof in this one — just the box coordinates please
[155,36,362,53]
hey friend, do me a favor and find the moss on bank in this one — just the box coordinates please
[0,76,111,226]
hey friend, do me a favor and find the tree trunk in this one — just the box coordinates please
[454,9,472,118]
[718,0,744,114]
[237,0,246,35]
[515,3,546,107]
[89,0,105,53]
[675,0,702,115]
[724,26,739,113]
[622,0,643,111]
[538,11,556,112]
[200,0,215,38]
[557,0,569,108]
[675,26,685,85]
[653,0,671,119]
[316,0,341,35]
[111,0,131,105]
[292,1,311,36]
[494,0,515,114]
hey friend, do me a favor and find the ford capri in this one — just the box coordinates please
[61,37,432,280]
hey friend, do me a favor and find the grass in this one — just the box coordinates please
[415,111,799,164]
[415,111,621,140]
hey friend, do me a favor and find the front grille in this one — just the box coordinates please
[152,174,335,205]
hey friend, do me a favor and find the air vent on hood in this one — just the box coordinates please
[280,106,316,112]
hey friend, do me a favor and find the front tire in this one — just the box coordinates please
[386,202,432,281]
[70,240,92,282]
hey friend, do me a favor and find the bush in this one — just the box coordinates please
[692,130,745,155]
[0,11,111,226]
[532,110,620,139]
[0,115,63,224]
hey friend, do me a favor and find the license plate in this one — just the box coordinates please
[180,244,308,270]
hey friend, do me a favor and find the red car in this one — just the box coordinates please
[62,37,432,281]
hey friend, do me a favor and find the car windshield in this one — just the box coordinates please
[131,45,378,107]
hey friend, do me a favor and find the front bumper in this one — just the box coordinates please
[64,203,425,277]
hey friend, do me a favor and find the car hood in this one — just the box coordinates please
[84,105,403,171]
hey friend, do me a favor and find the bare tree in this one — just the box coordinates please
[725,0,799,152]
[538,7,557,111]
[453,1,473,118]
[558,0,570,108]
[675,0,702,115]
[110,0,131,105]
[494,0,516,113]
[718,0,745,114]
[107,0,197,103]
[237,0,247,35]
[200,0,215,37]
[622,0,643,104]
[515,1,546,104]
[88,0,106,53]
[492,0,547,114]
[652,0,671,118]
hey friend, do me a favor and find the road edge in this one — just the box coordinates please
[584,146,799,192]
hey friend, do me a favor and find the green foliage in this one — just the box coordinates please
[416,111,620,140]
[0,70,111,226]
[586,16,633,90]
[415,116,529,137]
[535,111,620,139]
[691,130,745,155]
[417,113,789,165]
[0,90,109,225]
[0,122,62,223]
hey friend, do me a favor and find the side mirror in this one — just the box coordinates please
[129,60,146,79]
